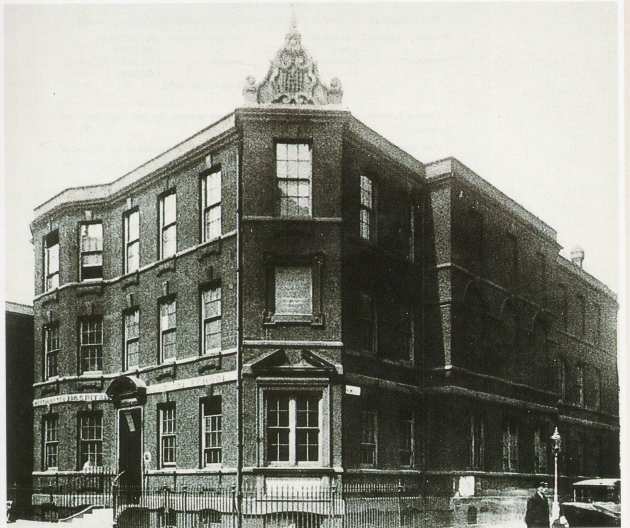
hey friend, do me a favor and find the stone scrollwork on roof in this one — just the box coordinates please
[243,23,343,105]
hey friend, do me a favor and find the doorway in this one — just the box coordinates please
[118,408,143,490]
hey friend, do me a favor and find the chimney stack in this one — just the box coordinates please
[570,245,585,268]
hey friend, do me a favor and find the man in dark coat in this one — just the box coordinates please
[525,482,550,528]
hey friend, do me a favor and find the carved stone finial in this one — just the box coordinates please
[243,75,258,103]
[290,3,298,33]
[243,21,343,105]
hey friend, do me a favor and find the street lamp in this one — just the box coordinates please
[550,426,562,521]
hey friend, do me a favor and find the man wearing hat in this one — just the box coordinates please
[525,482,550,528]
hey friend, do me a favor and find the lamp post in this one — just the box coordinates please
[550,426,562,521]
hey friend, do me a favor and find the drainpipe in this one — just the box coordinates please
[235,121,244,528]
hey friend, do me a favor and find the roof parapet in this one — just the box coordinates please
[33,112,236,222]
[426,157,557,241]
[5,301,34,316]
[557,255,616,301]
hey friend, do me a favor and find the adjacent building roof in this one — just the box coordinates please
[5,301,33,316]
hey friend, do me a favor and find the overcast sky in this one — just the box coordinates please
[3,2,620,305]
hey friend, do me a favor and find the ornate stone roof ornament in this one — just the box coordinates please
[243,19,343,105]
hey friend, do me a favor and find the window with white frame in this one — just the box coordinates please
[159,191,177,259]
[266,392,321,464]
[79,222,103,281]
[124,210,140,273]
[202,169,222,241]
[79,318,103,373]
[534,426,548,473]
[360,408,378,467]
[502,419,519,471]
[124,309,140,370]
[276,142,312,217]
[44,231,60,291]
[398,409,414,467]
[202,397,222,466]
[79,413,103,467]
[160,405,176,466]
[44,415,59,470]
[159,299,177,362]
[274,267,312,317]
[359,175,375,241]
[202,286,221,355]
[44,325,59,379]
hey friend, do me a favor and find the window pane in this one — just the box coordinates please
[162,193,176,225]
[286,143,298,161]
[127,211,139,242]
[360,176,373,208]
[161,301,176,329]
[204,205,221,241]
[162,225,176,257]
[296,396,319,427]
[203,288,221,317]
[204,319,221,352]
[203,398,222,465]
[47,243,59,274]
[275,267,312,315]
[162,331,176,361]
[81,223,103,252]
[268,396,290,427]
[276,143,287,161]
[205,171,221,205]
[297,143,312,161]
[126,341,139,370]
[127,240,139,272]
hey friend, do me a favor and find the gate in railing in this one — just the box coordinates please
[112,483,452,528]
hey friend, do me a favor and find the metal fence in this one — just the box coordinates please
[7,467,117,522]
[112,483,452,528]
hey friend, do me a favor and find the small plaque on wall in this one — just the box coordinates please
[345,385,361,396]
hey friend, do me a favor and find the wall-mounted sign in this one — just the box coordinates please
[345,385,361,396]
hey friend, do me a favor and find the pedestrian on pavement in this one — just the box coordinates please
[525,481,550,528]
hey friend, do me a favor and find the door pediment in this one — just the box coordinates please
[243,348,342,376]
[106,375,147,407]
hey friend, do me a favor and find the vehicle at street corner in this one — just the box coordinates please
[560,478,621,527]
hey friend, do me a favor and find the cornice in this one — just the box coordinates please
[32,113,237,224]
[346,117,425,180]
[556,255,617,301]
[426,157,557,242]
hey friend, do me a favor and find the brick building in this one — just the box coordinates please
[6,302,34,489]
[29,22,618,503]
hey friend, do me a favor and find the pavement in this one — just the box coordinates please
[7,508,113,528]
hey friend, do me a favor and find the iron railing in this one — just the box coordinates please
[112,482,452,528]
[8,466,116,522]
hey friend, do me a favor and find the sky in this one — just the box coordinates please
[2,2,620,305]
